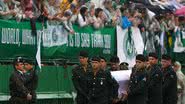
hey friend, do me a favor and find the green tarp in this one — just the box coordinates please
[0,65,74,94]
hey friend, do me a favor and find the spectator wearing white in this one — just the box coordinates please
[91,0,105,8]
[167,13,176,31]
[44,0,66,25]
[158,15,168,32]
[12,0,25,21]
[62,9,74,34]
[87,2,96,26]
[0,0,17,19]
[112,7,122,26]
[77,5,89,27]
[44,0,57,20]
[173,61,185,104]
[94,8,104,29]
[103,0,114,25]
[43,0,57,25]
[140,8,159,53]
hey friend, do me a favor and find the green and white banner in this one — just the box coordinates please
[0,19,42,59]
[0,19,116,61]
[42,24,116,61]
[117,26,144,67]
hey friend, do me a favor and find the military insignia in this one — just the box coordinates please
[155,74,159,77]
[170,75,174,78]
[135,80,137,83]
[143,77,146,81]
[100,80,103,85]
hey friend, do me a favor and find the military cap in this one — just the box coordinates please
[136,54,146,62]
[162,54,171,60]
[79,50,88,57]
[148,52,158,59]
[99,56,107,62]
[110,56,120,63]
[120,62,129,66]
[91,56,101,62]
[13,57,24,65]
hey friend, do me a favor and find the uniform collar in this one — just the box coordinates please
[17,70,24,75]
[163,65,172,73]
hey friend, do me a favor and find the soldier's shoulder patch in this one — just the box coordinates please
[155,74,159,77]
[135,80,137,83]
[143,77,146,81]
[170,75,174,78]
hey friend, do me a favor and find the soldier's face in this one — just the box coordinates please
[110,62,119,71]
[148,57,158,65]
[91,61,100,70]
[24,63,33,71]
[100,59,106,69]
[15,62,24,71]
[161,59,171,69]
[79,56,88,65]
[136,60,145,69]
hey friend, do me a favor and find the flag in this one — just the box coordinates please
[117,26,144,67]
[147,9,155,20]
[36,33,41,69]
[160,31,166,54]
[181,31,185,47]
[173,27,185,52]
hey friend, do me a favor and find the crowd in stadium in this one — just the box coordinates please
[1,0,185,55]
[2,0,185,104]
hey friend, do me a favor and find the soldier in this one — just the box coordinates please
[161,54,177,104]
[147,52,163,104]
[87,56,119,104]
[127,54,148,104]
[99,56,119,104]
[99,56,107,71]
[109,56,120,71]
[24,58,38,104]
[72,50,92,104]
[9,57,32,104]
[120,62,129,70]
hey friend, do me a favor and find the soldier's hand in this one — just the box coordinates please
[27,93,32,100]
